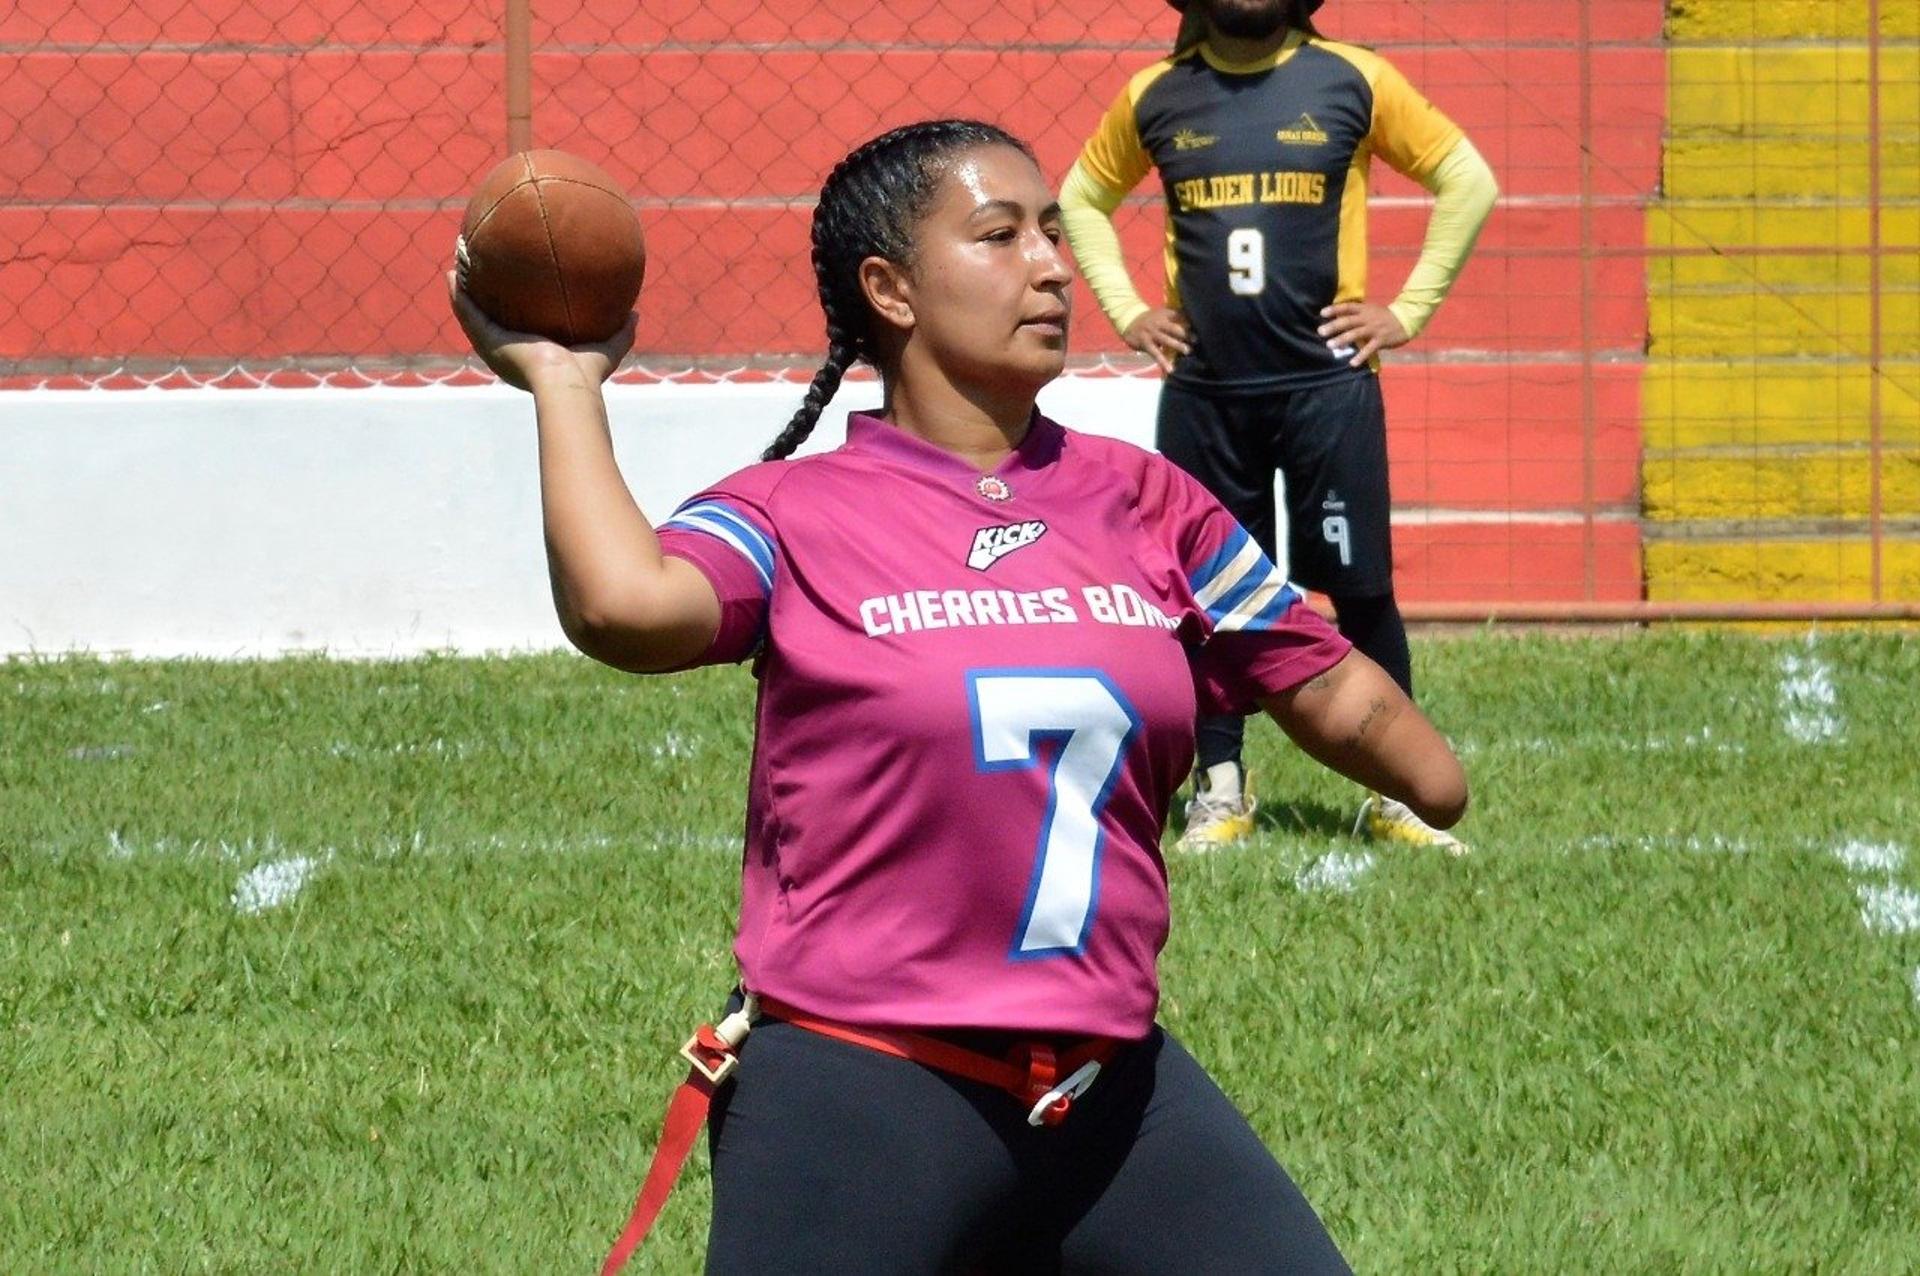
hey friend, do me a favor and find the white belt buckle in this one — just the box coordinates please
[1027,1060,1103,1127]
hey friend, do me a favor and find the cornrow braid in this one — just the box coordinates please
[761,119,1034,463]
[760,179,859,461]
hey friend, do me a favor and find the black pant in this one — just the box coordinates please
[1159,375,1414,769]
[705,1020,1351,1274]
[1157,374,1394,599]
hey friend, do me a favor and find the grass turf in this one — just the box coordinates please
[3,632,1917,1271]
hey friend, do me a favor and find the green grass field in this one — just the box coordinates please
[4,632,1918,1272]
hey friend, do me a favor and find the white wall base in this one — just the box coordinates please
[2,376,1159,657]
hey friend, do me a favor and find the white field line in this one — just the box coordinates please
[1778,641,1843,744]
[1582,834,1917,1004]
[1833,841,1906,876]
[1578,833,1754,855]
[323,733,705,760]
[1825,842,1920,1008]
[1856,884,1920,935]
[94,828,736,862]
[1295,851,1377,894]
[232,854,327,915]
[1462,726,1745,758]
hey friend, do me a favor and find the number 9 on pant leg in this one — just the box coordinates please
[1279,374,1394,597]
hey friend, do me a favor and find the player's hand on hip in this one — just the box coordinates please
[447,271,636,393]
[1317,301,1409,368]
[1122,308,1193,375]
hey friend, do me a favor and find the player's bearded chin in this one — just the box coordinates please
[1206,0,1291,39]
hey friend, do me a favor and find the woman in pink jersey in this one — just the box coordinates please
[454,120,1464,1275]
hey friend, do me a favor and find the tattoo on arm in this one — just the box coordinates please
[1303,673,1333,692]
[1347,695,1391,749]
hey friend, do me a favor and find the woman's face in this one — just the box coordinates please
[880,144,1073,399]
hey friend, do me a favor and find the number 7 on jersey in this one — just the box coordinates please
[968,670,1141,960]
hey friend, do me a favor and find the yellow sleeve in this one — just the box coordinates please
[1075,75,1157,197]
[1062,66,1170,338]
[1059,161,1152,337]
[1386,137,1498,339]
[1367,56,1464,182]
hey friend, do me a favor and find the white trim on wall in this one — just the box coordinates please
[2,376,1159,657]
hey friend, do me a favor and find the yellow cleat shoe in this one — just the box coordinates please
[1176,763,1257,852]
[1354,794,1469,856]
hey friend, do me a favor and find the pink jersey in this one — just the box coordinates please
[656,412,1349,1039]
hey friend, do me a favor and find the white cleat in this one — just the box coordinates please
[1176,762,1257,852]
[1354,794,1469,856]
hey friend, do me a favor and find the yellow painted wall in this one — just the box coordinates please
[1643,448,1920,519]
[1642,363,1920,449]
[1645,1,1920,600]
[1646,539,1920,601]
[1666,2,1918,41]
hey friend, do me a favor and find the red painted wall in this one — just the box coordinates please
[0,0,1665,600]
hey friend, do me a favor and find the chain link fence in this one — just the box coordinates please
[3,1,1914,611]
[2,0,1187,386]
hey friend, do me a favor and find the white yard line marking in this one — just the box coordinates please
[1828,841,1914,932]
[651,730,695,759]
[1824,840,1920,1003]
[1578,833,1753,855]
[1856,884,1920,936]
[1460,727,1746,758]
[231,855,326,915]
[1832,841,1906,876]
[321,733,706,761]
[1778,642,1843,744]
[1295,851,1377,894]
[110,832,298,862]
[96,829,735,861]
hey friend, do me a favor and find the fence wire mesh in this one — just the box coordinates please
[2,1,1914,608]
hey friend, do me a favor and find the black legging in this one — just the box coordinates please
[705,1020,1351,1274]
[1197,591,1413,771]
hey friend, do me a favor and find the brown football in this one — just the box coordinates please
[456,149,646,344]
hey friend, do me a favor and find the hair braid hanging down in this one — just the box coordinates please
[759,150,862,461]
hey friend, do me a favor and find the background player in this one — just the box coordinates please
[454,118,1465,1272]
[1060,0,1498,851]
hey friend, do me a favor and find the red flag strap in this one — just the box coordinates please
[600,997,1118,1274]
[601,1012,753,1276]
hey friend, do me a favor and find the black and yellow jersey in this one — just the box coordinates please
[1075,31,1462,392]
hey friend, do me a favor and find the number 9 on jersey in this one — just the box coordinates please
[1227,228,1265,297]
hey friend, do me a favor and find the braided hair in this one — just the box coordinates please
[761,119,1035,462]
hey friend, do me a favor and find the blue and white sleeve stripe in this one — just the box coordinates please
[1188,526,1303,632]
[659,500,776,595]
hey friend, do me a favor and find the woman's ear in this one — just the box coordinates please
[859,255,915,336]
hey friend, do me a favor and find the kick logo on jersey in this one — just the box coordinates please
[967,520,1048,571]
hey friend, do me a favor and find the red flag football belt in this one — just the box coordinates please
[600,995,1118,1275]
